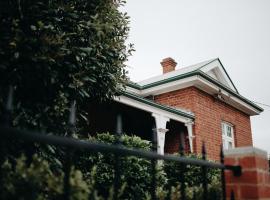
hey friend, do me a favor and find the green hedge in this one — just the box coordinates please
[76,133,166,200]
[1,155,89,200]
[164,154,221,199]
[1,133,222,200]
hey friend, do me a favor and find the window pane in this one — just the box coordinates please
[221,122,235,149]
[227,126,232,137]
[228,142,233,149]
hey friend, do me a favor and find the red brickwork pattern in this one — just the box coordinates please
[155,87,253,160]
[160,57,177,74]
[225,151,270,200]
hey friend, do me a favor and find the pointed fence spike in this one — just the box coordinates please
[230,190,235,200]
[179,132,186,200]
[2,86,14,127]
[0,86,14,198]
[151,128,157,200]
[152,126,157,151]
[63,102,77,199]
[113,114,123,200]
[202,141,206,160]
[69,101,76,126]
[220,144,224,163]
[220,145,226,200]
[116,114,122,136]
[192,191,196,200]
[6,86,14,111]
[201,141,208,200]
[179,132,184,156]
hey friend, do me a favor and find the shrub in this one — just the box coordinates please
[1,155,90,200]
[164,153,221,199]
[164,153,220,187]
[76,133,166,200]
[0,133,222,200]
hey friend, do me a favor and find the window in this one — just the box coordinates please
[222,122,235,149]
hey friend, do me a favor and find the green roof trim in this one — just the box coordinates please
[127,82,142,90]
[127,70,263,112]
[196,71,263,112]
[216,58,239,94]
[122,92,195,120]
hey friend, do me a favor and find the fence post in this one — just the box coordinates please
[220,145,226,200]
[113,114,123,200]
[224,146,270,200]
[151,127,157,200]
[201,142,208,200]
[63,101,76,200]
[179,131,186,200]
[0,86,13,198]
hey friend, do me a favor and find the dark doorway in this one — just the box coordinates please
[87,101,155,141]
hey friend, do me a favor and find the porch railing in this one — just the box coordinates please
[0,88,242,200]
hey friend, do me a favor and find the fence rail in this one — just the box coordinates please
[1,127,230,169]
[0,87,242,200]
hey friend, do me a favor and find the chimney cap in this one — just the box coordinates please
[160,57,177,64]
[160,57,177,74]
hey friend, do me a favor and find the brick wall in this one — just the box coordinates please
[224,147,270,200]
[154,87,253,160]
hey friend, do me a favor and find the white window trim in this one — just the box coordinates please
[222,122,235,150]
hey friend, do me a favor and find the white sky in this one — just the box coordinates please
[122,0,270,154]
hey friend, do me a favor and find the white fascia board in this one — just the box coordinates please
[136,73,260,115]
[229,95,260,115]
[140,76,198,96]
[114,95,193,124]
[200,60,236,92]
[126,86,141,95]
[197,77,260,115]
[199,59,220,72]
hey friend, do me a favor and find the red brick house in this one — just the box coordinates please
[89,57,263,160]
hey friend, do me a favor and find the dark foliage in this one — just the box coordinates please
[0,0,133,134]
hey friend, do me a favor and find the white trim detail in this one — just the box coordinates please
[131,75,261,116]
[152,113,169,155]
[222,122,235,150]
[185,121,195,153]
[140,76,197,97]
[126,86,141,95]
[127,58,262,116]
[197,76,260,115]
[114,95,193,124]
[200,59,236,92]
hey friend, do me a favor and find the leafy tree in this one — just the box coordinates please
[0,0,133,133]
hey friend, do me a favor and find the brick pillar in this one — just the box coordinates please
[224,146,270,200]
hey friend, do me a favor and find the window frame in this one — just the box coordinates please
[221,122,235,150]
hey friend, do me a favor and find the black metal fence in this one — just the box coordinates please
[0,88,242,200]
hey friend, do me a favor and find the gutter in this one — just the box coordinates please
[127,71,263,113]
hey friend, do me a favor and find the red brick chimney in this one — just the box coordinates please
[160,57,177,74]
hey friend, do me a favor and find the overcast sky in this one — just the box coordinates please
[122,0,270,154]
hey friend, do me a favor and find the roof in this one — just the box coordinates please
[122,92,195,120]
[138,58,217,85]
[126,58,263,115]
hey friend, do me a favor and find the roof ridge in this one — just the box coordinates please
[195,58,219,71]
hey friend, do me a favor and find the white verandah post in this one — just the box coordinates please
[152,113,169,155]
[185,121,194,153]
